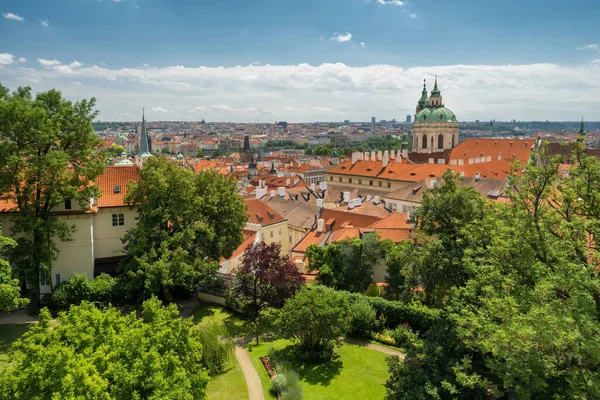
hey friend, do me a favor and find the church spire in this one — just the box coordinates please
[417,79,429,112]
[138,108,152,157]
[578,117,585,136]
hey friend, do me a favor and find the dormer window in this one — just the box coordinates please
[113,186,121,194]
[64,199,72,210]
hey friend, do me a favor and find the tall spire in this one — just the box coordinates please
[243,135,250,152]
[138,107,152,157]
[578,117,585,136]
[417,79,429,112]
[430,75,441,98]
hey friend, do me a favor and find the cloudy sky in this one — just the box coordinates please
[1,0,599,122]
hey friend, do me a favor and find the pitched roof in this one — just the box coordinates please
[260,197,320,230]
[96,165,141,208]
[245,199,286,227]
[449,138,534,167]
[220,229,257,264]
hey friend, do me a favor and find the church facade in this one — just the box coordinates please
[411,78,459,156]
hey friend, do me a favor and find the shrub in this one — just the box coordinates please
[270,373,288,395]
[348,300,376,338]
[365,282,381,297]
[392,323,419,348]
[90,273,116,305]
[273,364,303,400]
[197,321,234,375]
[50,274,92,310]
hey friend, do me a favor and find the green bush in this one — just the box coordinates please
[348,300,376,338]
[197,321,234,375]
[273,364,304,399]
[365,282,381,297]
[270,373,288,395]
[50,274,93,310]
[392,324,419,348]
[90,273,116,304]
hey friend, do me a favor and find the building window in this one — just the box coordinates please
[329,177,333,181]
[261,233,265,241]
[369,180,373,186]
[279,228,282,236]
[55,273,62,286]
[113,186,121,194]
[289,235,292,243]
[270,231,274,238]
[41,272,50,287]
[64,199,72,210]
[387,182,391,188]
[349,178,352,183]
[379,181,382,187]
[112,213,125,227]
[422,134,428,149]
[338,177,342,182]
[358,179,362,184]
[438,134,444,149]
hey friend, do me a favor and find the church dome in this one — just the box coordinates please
[415,107,457,123]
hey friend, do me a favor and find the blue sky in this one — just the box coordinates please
[1,0,599,122]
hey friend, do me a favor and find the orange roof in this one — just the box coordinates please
[449,138,534,167]
[96,165,141,208]
[220,229,257,264]
[369,212,410,229]
[245,199,286,227]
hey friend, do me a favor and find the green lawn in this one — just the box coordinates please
[191,302,278,338]
[0,324,32,368]
[192,303,251,400]
[247,338,391,400]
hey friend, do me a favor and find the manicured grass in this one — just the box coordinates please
[0,324,31,368]
[192,303,251,400]
[192,302,277,338]
[248,338,391,400]
[206,358,248,400]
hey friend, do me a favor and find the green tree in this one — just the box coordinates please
[279,285,350,362]
[306,233,393,292]
[105,144,126,159]
[304,146,314,155]
[0,298,209,399]
[120,156,247,302]
[0,85,106,309]
[0,234,28,312]
[196,148,204,158]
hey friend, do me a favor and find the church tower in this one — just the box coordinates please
[135,108,153,165]
[412,77,459,155]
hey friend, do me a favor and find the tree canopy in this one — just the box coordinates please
[0,84,106,308]
[120,156,247,302]
[385,150,600,399]
[0,298,209,400]
[0,233,28,312]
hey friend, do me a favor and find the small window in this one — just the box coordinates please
[369,180,373,186]
[349,178,352,183]
[64,199,72,210]
[55,273,62,286]
[387,182,391,188]
[112,213,125,227]
[329,177,333,181]
[270,231,274,238]
[379,181,382,187]
[41,272,50,287]
[113,186,121,194]
[289,235,292,243]
[261,233,265,241]
[279,228,282,236]
[358,179,362,184]
[338,177,342,182]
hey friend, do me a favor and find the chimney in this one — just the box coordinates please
[373,196,379,205]
[382,154,389,167]
[384,150,389,158]
[390,149,396,159]
[316,198,324,208]
[352,152,358,165]
[311,183,316,191]
[278,186,286,197]
[364,152,369,161]
[317,218,325,233]
[270,190,275,198]
[429,179,436,189]
[319,181,328,191]
[475,172,481,182]
[371,151,377,161]
[402,148,408,159]
[377,151,383,161]
[343,191,351,203]
[396,155,402,163]
[286,178,291,186]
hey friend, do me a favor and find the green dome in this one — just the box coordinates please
[415,107,457,123]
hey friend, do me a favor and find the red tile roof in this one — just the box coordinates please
[245,199,286,227]
[96,165,141,208]
[449,138,534,167]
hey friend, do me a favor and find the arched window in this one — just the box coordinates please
[438,134,444,149]
[452,134,456,148]
[422,134,427,149]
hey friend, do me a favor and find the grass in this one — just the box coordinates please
[247,338,391,400]
[191,302,278,338]
[0,324,32,368]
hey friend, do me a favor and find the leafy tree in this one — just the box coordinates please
[304,146,314,155]
[385,149,600,399]
[0,234,28,312]
[120,156,247,302]
[279,285,350,362]
[306,233,393,292]
[105,144,126,159]
[0,84,106,309]
[232,242,304,343]
[196,148,204,158]
[0,298,209,399]
[47,273,116,311]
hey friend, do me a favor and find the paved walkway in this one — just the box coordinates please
[234,337,265,400]
[345,338,406,359]
[0,309,39,325]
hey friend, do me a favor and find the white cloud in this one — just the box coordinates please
[331,32,352,42]
[119,112,131,116]
[38,59,61,67]
[3,12,24,22]
[577,44,599,51]
[142,63,150,67]
[376,0,405,6]
[245,107,259,112]
[211,104,234,112]
[0,53,15,65]
[314,107,333,113]
[409,13,418,19]
[70,81,82,86]
[39,19,50,27]
[359,42,366,48]
[149,106,168,113]
[17,57,26,63]
[4,59,600,122]
[69,61,83,68]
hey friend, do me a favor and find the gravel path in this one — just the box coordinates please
[234,337,265,400]
[345,338,406,359]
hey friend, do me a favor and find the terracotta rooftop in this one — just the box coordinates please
[245,199,286,227]
[449,138,535,167]
[97,165,141,208]
[220,229,257,264]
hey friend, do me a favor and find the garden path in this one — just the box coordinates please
[234,337,265,400]
[345,338,406,359]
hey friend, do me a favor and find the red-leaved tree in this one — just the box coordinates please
[233,242,305,343]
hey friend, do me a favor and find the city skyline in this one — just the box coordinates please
[1,0,599,122]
